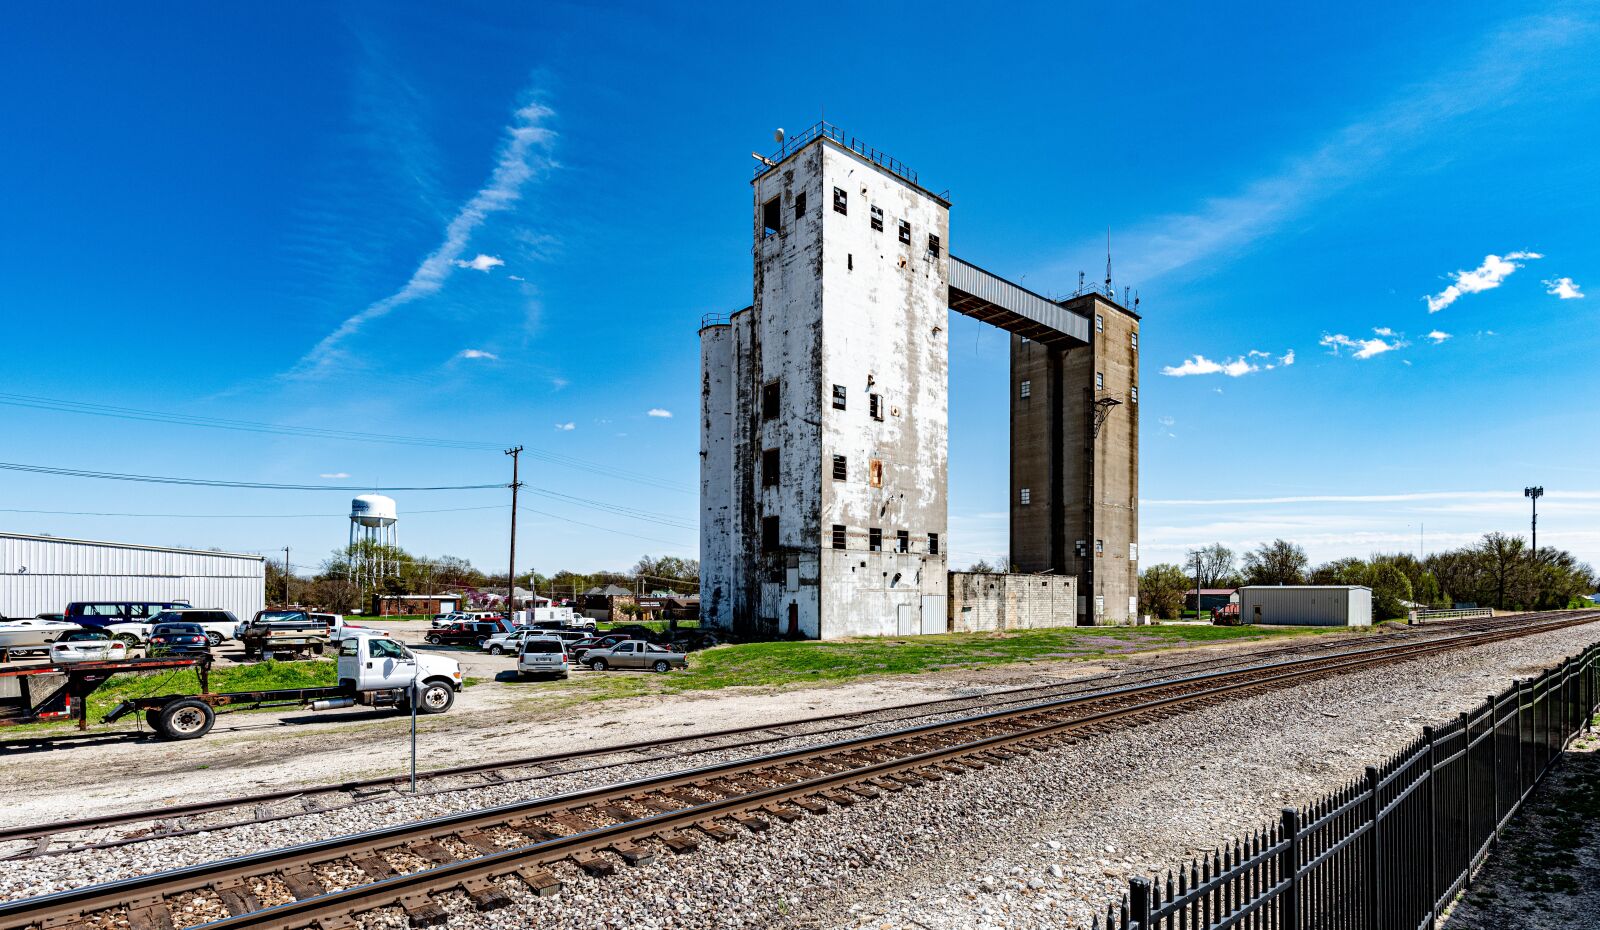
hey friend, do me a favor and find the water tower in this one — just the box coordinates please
[348,494,399,590]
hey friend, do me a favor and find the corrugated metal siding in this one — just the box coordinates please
[1238,586,1372,627]
[949,258,1091,343]
[0,534,265,620]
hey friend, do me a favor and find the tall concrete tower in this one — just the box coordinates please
[1009,293,1141,623]
[700,127,950,638]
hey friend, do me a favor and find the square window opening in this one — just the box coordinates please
[1096,372,1104,391]
[927,233,941,258]
[1131,332,1139,349]
[1020,379,1031,399]
[1095,314,1104,333]
[1020,488,1031,505]
[762,381,780,420]
[929,532,940,555]
[1131,385,1139,403]
[868,527,882,552]
[869,393,884,421]
[831,524,847,550]
[832,454,848,481]
[897,219,911,244]
[762,516,780,553]
[793,192,807,220]
[831,384,847,410]
[896,530,909,553]
[870,205,884,231]
[761,197,781,238]
[833,186,848,215]
[762,448,780,487]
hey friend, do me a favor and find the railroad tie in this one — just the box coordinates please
[730,812,770,832]
[351,853,398,881]
[914,767,945,781]
[844,784,880,800]
[279,867,326,901]
[407,840,459,865]
[512,822,560,843]
[888,773,924,787]
[819,790,855,807]
[868,777,904,792]
[398,892,448,928]
[456,831,502,856]
[634,795,679,813]
[791,797,830,814]
[315,916,360,930]
[608,842,657,866]
[549,812,593,836]
[513,866,562,896]
[126,904,174,930]
[460,876,512,911]
[655,830,700,854]
[761,804,802,822]
[594,804,635,824]
[695,820,737,842]
[571,853,617,876]
[212,878,262,916]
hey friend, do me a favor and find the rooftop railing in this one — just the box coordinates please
[756,122,947,199]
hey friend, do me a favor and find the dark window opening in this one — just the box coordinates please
[831,384,847,410]
[833,186,848,215]
[897,219,911,244]
[761,197,781,238]
[831,524,847,550]
[762,516,780,552]
[870,205,884,231]
[927,233,941,258]
[929,533,940,555]
[896,530,909,553]
[869,393,884,421]
[793,192,807,220]
[832,454,848,480]
[847,253,853,271]
[868,527,882,552]
[762,448,780,487]
[762,381,780,420]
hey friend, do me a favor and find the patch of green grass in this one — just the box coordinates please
[598,620,700,633]
[0,659,338,737]
[514,623,1341,708]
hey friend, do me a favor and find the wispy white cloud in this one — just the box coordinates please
[290,99,556,377]
[1162,349,1294,378]
[549,376,569,390]
[453,253,505,272]
[1059,15,1590,283]
[1545,277,1586,299]
[647,408,673,418]
[1320,329,1406,359]
[1424,251,1542,312]
[320,472,351,479]
[456,348,498,360]
[1426,330,1451,344]
[554,422,575,431]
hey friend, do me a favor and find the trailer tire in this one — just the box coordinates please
[415,680,455,714]
[157,699,215,740]
[145,710,167,736]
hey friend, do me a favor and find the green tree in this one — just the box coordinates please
[1184,544,1236,588]
[1309,557,1368,586]
[1368,563,1414,621]
[1242,539,1309,586]
[1139,564,1190,620]
[1414,571,1445,609]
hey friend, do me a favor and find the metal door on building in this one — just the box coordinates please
[896,603,917,636]
[920,596,946,635]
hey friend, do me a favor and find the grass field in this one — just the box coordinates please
[519,622,1358,705]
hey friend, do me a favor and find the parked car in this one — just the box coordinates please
[49,629,129,664]
[65,601,192,630]
[148,622,212,656]
[239,610,328,660]
[567,633,630,661]
[431,611,470,629]
[482,628,557,655]
[425,620,507,647]
[583,640,687,673]
[516,636,570,679]
[147,609,242,647]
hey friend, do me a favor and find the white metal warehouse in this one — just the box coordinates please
[1237,585,1373,627]
[0,531,266,621]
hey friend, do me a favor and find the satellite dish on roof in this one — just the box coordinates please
[774,128,785,144]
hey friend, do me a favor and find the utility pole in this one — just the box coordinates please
[506,446,524,617]
[1525,486,1543,559]
[283,547,291,604]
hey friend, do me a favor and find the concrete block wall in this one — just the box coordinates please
[948,572,1078,632]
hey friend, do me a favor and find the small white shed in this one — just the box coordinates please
[1237,585,1373,627]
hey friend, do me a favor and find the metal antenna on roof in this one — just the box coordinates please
[1134,289,1141,312]
[1105,229,1113,296]
[1077,271,1086,296]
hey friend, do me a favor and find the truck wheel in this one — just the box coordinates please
[425,634,441,645]
[652,660,670,673]
[157,699,215,740]
[590,658,608,671]
[416,681,455,714]
[205,631,224,647]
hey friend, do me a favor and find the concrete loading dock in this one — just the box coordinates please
[1237,585,1373,627]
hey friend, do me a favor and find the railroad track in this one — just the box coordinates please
[4,611,1595,930]
[0,611,1560,861]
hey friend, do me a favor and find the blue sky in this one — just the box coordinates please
[2,2,1597,577]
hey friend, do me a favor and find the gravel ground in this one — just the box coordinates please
[1440,718,1600,929]
[6,622,1596,930]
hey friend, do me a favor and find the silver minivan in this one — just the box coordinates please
[517,636,570,680]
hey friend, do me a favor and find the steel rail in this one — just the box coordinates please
[2,612,1593,930]
[0,610,1552,856]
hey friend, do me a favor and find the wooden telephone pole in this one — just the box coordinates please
[506,446,524,615]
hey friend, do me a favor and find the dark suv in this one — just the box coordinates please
[66,600,192,629]
[425,621,506,647]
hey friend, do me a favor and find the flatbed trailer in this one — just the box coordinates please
[0,646,459,740]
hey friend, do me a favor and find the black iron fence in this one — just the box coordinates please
[1094,640,1600,930]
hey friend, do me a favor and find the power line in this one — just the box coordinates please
[0,391,693,493]
[0,461,504,491]
[0,505,508,519]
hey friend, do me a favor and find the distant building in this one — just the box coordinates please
[0,531,265,621]
[633,595,700,622]
[581,584,635,622]
[1184,588,1238,613]
[1237,585,1372,627]
[374,594,461,617]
